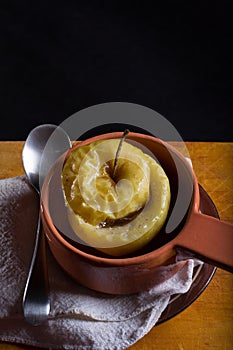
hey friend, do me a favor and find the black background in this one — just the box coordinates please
[1,0,232,140]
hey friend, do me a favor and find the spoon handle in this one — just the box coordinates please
[22,213,50,325]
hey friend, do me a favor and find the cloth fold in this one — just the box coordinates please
[0,176,199,350]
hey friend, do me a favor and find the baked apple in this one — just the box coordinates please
[62,138,170,256]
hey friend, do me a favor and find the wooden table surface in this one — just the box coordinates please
[0,141,232,350]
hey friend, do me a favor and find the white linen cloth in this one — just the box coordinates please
[0,176,198,350]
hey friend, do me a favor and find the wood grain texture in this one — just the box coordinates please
[0,142,232,350]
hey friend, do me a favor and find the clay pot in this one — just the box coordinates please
[41,132,233,294]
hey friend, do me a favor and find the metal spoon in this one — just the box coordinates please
[22,124,71,325]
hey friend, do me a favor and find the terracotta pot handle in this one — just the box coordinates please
[175,212,233,272]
